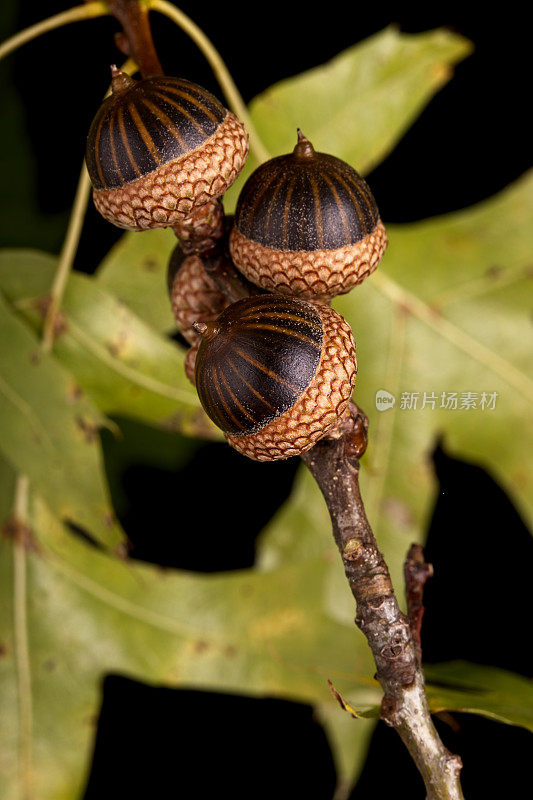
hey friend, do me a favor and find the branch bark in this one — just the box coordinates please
[301,404,464,800]
[405,542,434,665]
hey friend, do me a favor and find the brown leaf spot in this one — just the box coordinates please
[106,330,129,359]
[32,295,50,317]
[194,640,210,654]
[43,658,56,671]
[32,297,68,340]
[52,312,68,340]
[103,510,116,529]
[67,382,84,403]
[0,643,8,658]
[142,257,159,272]
[1,516,40,551]
[114,540,130,559]
[485,264,503,279]
[75,415,99,444]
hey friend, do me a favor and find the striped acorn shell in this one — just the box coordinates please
[229,132,386,299]
[194,295,357,461]
[86,71,248,230]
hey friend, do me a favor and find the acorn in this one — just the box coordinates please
[169,249,230,345]
[86,68,248,230]
[229,131,387,300]
[194,294,357,461]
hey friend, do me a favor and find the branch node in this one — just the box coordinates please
[342,537,363,560]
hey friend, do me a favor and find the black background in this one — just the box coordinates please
[2,1,532,797]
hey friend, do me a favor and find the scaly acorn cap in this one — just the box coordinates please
[194,294,357,461]
[169,247,230,345]
[229,131,386,299]
[86,68,249,230]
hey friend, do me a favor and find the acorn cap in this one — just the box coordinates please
[229,131,386,299]
[184,339,200,384]
[86,70,248,230]
[194,294,357,461]
[169,250,229,345]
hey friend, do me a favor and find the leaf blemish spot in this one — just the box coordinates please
[75,415,99,443]
[103,510,117,529]
[67,382,84,403]
[142,257,159,272]
[106,330,130,359]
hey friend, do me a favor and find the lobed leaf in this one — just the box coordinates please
[334,172,533,595]
[0,472,378,800]
[0,250,214,439]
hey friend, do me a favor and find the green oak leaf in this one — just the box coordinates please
[335,662,533,732]
[424,662,533,732]
[2,452,531,800]
[96,228,176,334]
[0,457,378,800]
[0,295,123,548]
[0,250,214,440]
[334,171,533,597]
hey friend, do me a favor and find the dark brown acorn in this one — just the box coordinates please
[229,131,387,300]
[86,68,248,230]
[194,294,357,461]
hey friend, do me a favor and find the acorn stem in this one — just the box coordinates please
[0,2,107,63]
[42,162,92,353]
[193,320,217,342]
[108,0,164,78]
[110,65,136,94]
[293,129,315,159]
